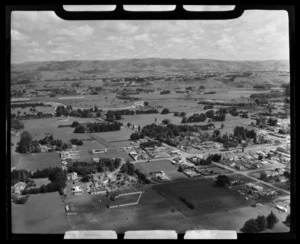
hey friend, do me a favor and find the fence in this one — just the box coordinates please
[109,191,144,208]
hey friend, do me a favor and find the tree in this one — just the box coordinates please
[17,131,32,153]
[266,211,279,229]
[62,143,69,150]
[221,123,224,129]
[180,112,186,117]
[11,119,24,130]
[74,125,85,133]
[144,101,149,106]
[127,162,135,176]
[241,218,261,233]
[215,175,230,187]
[213,129,220,136]
[71,121,80,127]
[181,117,187,123]
[268,117,278,126]
[130,132,140,141]
[161,108,169,114]
[127,122,131,128]
[81,175,91,182]
[256,215,267,232]
[285,214,290,225]
[162,119,171,125]
[178,165,184,172]
[260,172,268,181]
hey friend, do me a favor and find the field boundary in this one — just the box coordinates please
[109,191,144,208]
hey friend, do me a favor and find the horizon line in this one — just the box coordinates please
[11,57,290,65]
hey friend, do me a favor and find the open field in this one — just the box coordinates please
[33,178,51,188]
[135,160,188,181]
[11,106,55,116]
[12,192,69,234]
[64,177,289,233]
[92,148,133,162]
[12,151,61,171]
[153,178,252,217]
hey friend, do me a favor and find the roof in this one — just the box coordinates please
[14,182,27,188]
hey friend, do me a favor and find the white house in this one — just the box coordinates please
[13,182,27,194]
[67,172,78,180]
[71,185,83,195]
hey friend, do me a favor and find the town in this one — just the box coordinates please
[10,11,291,236]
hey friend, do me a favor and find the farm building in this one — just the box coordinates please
[246,183,263,192]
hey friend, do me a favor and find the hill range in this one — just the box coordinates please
[11,58,289,83]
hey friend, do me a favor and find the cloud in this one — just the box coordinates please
[11,11,63,31]
[51,49,69,54]
[50,25,95,41]
[133,33,151,42]
[100,22,139,35]
[11,29,29,41]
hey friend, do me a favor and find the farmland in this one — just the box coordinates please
[10,58,291,234]
[153,178,252,217]
[11,192,69,234]
[11,151,61,171]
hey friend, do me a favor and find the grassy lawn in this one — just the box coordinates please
[12,152,61,171]
[12,192,69,234]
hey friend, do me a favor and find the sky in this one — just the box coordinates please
[11,8,289,63]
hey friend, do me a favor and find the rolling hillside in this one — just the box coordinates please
[11,58,289,82]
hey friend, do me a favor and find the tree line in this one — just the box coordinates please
[74,121,122,133]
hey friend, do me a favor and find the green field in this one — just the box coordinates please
[135,160,188,181]
[12,192,69,234]
[12,152,61,171]
[153,178,251,217]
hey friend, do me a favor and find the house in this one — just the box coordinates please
[252,185,264,192]
[71,186,83,195]
[276,205,288,212]
[91,157,100,163]
[67,172,78,180]
[92,149,106,154]
[156,146,166,152]
[61,160,68,165]
[13,182,27,194]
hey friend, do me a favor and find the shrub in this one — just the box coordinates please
[161,108,170,114]
[71,121,80,127]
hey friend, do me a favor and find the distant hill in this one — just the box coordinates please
[11,58,289,82]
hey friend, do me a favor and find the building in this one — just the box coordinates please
[67,172,78,180]
[252,185,264,192]
[13,182,27,194]
[71,186,83,195]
